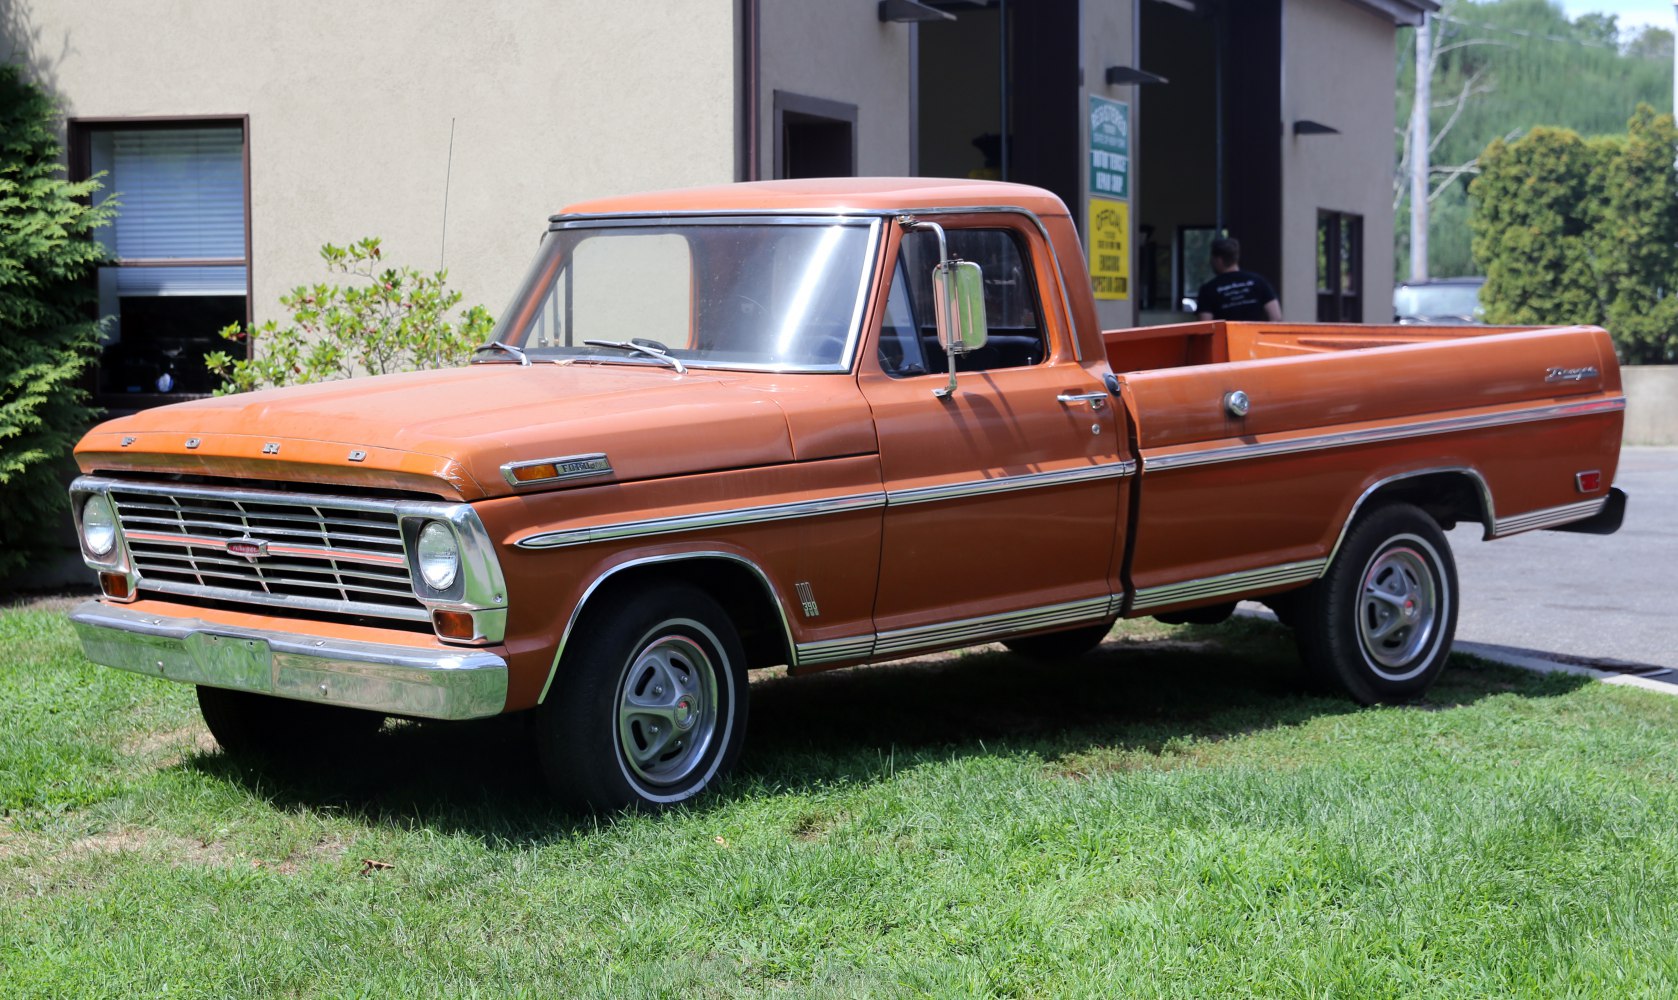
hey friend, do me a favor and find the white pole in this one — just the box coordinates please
[1411,13,1431,282]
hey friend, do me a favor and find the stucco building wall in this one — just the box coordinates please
[756,4,911,179]
[6,0,737,326]
[1279,0,1400,323]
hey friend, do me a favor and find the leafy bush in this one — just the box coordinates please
[1470,105,1678,364]
[0,67,114,580]
[206,237,493,393]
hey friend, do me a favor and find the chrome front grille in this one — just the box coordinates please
[108,485,427,621]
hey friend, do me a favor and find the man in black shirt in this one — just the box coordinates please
[1195,237,1282,322]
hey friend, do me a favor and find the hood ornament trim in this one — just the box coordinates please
[501,453,613,488]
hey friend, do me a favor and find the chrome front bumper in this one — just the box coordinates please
[70,601,508,720]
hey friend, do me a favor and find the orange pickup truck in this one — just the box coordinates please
[68,179,1626,810]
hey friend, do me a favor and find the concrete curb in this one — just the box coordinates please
[1451,640,1678,697]
[1235,604,1678,697]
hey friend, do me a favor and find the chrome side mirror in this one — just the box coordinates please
[933,259,989,358]
[898,215,990,398]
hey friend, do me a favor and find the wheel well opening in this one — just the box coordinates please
[1360,472,1491,535]
[585,559,792,671]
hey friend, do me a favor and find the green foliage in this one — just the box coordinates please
[1397,0,1675,278]
[0,67,114,580]
[1470,106,1678,363]
[206,237,493,393]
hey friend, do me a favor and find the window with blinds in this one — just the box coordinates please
[76,120,250,400]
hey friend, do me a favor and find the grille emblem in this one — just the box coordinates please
[226,538,270,562]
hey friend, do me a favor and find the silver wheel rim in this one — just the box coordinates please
[1358,540,1441,681]
[615,632,720,789]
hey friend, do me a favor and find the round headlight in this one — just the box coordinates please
[416,521,459,591]
[82,494,117,557]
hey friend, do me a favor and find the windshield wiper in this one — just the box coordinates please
[472,341,530,366]
[583,339,687,374]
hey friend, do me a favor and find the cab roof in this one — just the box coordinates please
[555,177,1072,221]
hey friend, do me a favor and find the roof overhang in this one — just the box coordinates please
[1339,0,1439,27]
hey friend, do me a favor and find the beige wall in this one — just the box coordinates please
[756,3,911,178]
[1080,0,1137,330]
[1279,0,1398,323]
[6,0,737,327]
[1622,366,1678,446]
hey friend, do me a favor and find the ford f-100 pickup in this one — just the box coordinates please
[67,179,1626,810]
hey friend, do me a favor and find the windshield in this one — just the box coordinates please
[1394,281,1483,320]
[482,217,881,372]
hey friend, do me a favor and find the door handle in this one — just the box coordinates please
[1056,391,1108,411]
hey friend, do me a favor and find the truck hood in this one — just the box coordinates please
[75,363,857,500]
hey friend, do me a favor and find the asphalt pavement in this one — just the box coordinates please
[1447,446,1675,676]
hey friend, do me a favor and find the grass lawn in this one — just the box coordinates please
[3,598,1678,998]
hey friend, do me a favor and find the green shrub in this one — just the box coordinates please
[206,237,494,393]
[1470,105,1678,363]
[0,67,114,580]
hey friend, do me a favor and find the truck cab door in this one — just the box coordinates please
[858,215,1134,650]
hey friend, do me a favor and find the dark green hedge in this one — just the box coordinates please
[0,66,113,580]
[1470,105,1678,364]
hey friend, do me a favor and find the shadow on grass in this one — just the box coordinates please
[179,617,1591,845]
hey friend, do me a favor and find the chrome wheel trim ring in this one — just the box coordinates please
[613,622,727,797]
[1356,535,1445,682]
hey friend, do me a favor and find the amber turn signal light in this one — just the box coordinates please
[99,572,131,599]
[432,609,477,641]
[510,463,559,483]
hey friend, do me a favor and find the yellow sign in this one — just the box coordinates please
[1087,198,1130,301]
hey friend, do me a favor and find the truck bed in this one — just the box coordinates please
[1102,320,1538,372]
[1100,319,1624,613]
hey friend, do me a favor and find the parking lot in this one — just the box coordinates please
[1448,446,1676,676]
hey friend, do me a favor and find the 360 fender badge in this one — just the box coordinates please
[225,538,270,561]
[1544,366,1598,383]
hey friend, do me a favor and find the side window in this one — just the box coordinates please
[878,227,1045,378]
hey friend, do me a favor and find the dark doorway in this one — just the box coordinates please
[774,92,857,179]
[1134,0,1281,323]
[913,0,1079,216]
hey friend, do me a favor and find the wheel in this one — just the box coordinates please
[195,686,385,757]
[1003,621,1114,662]
[1294,502,1458,704]
[535,583,748,811]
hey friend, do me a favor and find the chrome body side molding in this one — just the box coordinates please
[514,461,1135,550]
[70,601,507,720]
[793,635,876,667]
[1140,396,1626,473]
[1492,497,1609,537]
[1129,559,1328,613]
[885,462,1135,506]
[791,593,1124,668]
[516,492,888,550]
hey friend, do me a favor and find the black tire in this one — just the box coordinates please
[1294,502,1458,705]
[535,583,748,812]
[1003,621,1114,662]
[195,686,385,757]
